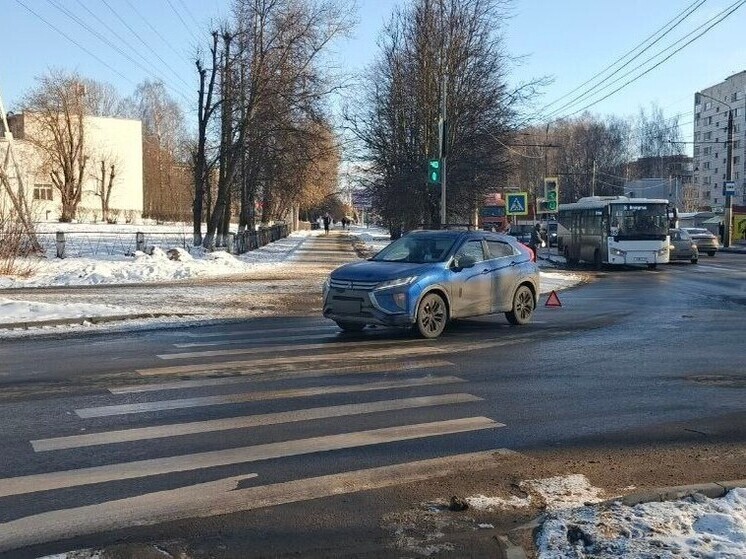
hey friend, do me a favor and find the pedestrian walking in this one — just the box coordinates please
[529,222,542,257]
[323,213,331,235]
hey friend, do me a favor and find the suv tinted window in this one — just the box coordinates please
[486,240,515,259]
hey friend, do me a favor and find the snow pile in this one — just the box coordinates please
[0,232,313,288]
[467,474,603,512]
[347,225,392,255]
[465,475,746,559]
[0,297,130,324]
[537,488,746,559]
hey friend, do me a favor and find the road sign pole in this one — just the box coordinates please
[440,74,447,227]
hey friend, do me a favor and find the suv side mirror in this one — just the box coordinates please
[453,255,477,271]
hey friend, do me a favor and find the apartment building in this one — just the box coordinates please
[692,70,746,210]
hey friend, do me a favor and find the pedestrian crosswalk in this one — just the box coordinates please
[0,319,527,554]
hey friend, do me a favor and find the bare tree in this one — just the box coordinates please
[193,32,220,245]
[127,80,190,221]
[95,158,117,223]
[346,0,521,235]
[22,70,91,222]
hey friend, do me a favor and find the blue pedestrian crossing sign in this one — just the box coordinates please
[506,192,528,216]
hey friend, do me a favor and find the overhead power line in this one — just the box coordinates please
[44,0,192,103]
[14,0,136,86]
[165,0,201,43]
[122,0,187,61]
[538,0,706,118]
[97,0,193,91]
[550,0,746,122]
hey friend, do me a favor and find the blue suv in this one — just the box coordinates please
[323,230,540,338]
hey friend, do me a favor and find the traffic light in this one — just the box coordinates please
[428,159,441,185]
[544,177,559,212]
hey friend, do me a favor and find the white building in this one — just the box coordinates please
[692,71,746,210]
[2,112,143,222]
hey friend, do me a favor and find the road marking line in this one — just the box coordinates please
[173,333,343,348]
[0,449,518,553]
[34,394,487,451]
[137,345,443,376]
[79,376,466,417]
[157,338,429,361]
[114,359,454,393]
[0,417,499,499]
[183,325,340,338]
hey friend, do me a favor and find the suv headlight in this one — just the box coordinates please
[610,248,626,257]
[657,247,668,256]
[374,276,418,291]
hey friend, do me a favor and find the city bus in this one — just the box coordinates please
[557,196,676,268]
[478,193,507,231]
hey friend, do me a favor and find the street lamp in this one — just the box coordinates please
[695,90,734,247]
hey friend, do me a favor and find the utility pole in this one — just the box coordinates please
[724,108,734,248]
[439,73,447,227]
[591,160,596,197]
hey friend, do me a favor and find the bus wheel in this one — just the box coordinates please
[647,263,657,270]
[563,246,576,267]
[593,250,602,269]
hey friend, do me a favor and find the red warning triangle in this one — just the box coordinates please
[545,290,562,307]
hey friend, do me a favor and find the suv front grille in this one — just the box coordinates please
[330,278,379,291]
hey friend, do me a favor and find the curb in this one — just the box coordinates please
[601,478,746,507]
[0,312,186,331]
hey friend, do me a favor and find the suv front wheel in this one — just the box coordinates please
[415,292,447,338]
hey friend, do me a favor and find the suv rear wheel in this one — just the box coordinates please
[335,321,365,332]
[506,285,535,325]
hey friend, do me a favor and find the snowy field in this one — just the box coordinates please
[0,298,129,325]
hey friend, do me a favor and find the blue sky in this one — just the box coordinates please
[3,0,745,147]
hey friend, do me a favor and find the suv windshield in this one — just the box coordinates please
[372,235,457,263]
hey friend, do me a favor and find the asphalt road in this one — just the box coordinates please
[0,252,744,558]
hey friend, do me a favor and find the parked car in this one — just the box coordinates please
[668,229,698,264]
[323,230,540,338]
[682,227,719,256]
[509,224,534,244]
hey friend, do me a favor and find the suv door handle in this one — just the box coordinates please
[481,269,491,274]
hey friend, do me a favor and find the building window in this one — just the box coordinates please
[704,176,711,185]
[703,146,711,155]
[706,116,712,125]
[735,156,741,165]
[33,184,53,201]
[736,172,741,180]
[734,140,741,149]
[734,108,740,117]
[704,190,711,198]
[694,146,700,156]
[705,101,712,110]
[704,161,710,169]
[704,131,712,140]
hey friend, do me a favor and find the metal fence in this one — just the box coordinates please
[25,224,290,258]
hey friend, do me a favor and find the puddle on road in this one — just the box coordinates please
[685,374,746,388]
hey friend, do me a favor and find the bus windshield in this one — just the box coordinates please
[609,203,668,238]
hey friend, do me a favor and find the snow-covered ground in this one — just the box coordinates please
[464,475,746,559]
[0,298,130,324]
[0,230,323,289]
